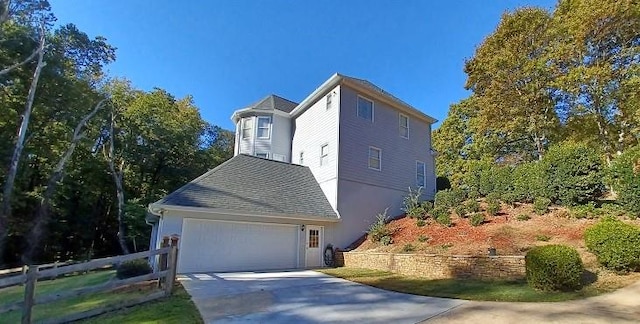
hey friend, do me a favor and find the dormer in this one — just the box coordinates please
[231,95,298,162]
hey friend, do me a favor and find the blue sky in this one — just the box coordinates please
[49,0,557,130]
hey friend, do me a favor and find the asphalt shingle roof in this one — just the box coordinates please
[156,154,338,220]
[244,94,298,113]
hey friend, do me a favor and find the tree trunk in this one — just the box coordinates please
[107,111,130,254]
[22,99,106,264]
[0,33,45,265]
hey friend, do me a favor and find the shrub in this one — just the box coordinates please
[368,209,393,243]
[465,199,480,213]
[570,202,597,219]
[434,188,466,209]
[608,145,640,217]
[416,219,426,227]
[401,243,416,253]
[462,160,513,197]
[454,205,468,218]
[436,213,452,227]
[533,197,551,215]
[402,187,430,219]
[486,195,500,216]
[501,192,518,207]
[470,213,484,226]
[541,142,604,206]
[584,217,640,272]
[431,206,449,220]
[417,234,429,242]
[380,236,393,246]
[535,234,551,241]
[516,214,531,221]
[525,245,584,291]
[512,162,550,203]
[116,259,152,279]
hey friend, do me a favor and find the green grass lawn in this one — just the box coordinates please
[0,271,202,323]
[318,268,603,302]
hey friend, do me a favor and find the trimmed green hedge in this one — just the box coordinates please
[584,217,640,272]
[525,245,584,291]
[608,146,640,216]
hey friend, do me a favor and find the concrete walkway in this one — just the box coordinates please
[178,270,465,323]
[180,270,640,323]
[423,280,640,323]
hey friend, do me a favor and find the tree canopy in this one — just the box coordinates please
[0,1,233,266]
[435,0,640,185]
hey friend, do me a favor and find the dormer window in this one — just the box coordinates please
[241,118,253,139]
[257,116,271,139]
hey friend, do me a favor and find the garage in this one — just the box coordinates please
[177,218,300,273]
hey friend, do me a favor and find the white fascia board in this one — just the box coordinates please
[289,73,342,118]
[148,204,341,223]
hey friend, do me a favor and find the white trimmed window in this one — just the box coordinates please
[256,116,271,139]
[320,144,329,166]
[326,92,333,110]
[357,96,373,121]
[399,113,409,138]
[256,152,269,159]
[299,151,304,165]
[241,118,253,139]
[416,161,426,188]
[368,147,381,170]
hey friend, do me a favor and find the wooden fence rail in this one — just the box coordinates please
[0,243,178,324]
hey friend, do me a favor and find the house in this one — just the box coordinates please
[147,73,437,273]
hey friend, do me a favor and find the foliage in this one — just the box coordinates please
[608,146,640,216]
[533,197,551,215]
[454,204,467,218]
[512,162,550,202]
[417,235,428,243]
[434,188,466,210]
[584,217,640,272]
[470,213,485,227]
[116,259,152,279]
[402,187,431,220]
[416,219,426,227]
[367,209,393,244]
[540,142,604,205]
[535,234,551,242]
[516,214,530,221]
[380,236,393,246]
[486,194,500,216]
[525,245,584,291]
[433,0,640,198]
[401,244,416,253]
[435,213,452,227]
[465,199,480,213]
[436,176,451,191]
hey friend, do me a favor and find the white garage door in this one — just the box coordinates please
[178,218,299,273]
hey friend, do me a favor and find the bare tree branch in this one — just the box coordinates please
[107,109,130,254]
[23,98,108,264]
[0,18,45,78]
[0,28,45,265]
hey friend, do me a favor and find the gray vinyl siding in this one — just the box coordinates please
[271,114,292,162]
[291,85,341,208]
[337,85,435,200]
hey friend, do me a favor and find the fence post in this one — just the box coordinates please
[164,245,178,296]
[22,266,38,324]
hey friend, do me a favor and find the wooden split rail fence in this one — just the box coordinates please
[0,243,178,324]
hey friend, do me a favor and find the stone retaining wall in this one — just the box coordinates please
[335,251,525,280]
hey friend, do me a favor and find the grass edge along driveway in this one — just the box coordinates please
[317,267,610,302]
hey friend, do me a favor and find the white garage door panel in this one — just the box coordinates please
[178,219,298,273]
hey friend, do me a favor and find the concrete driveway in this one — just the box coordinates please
[178,270,466,323]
